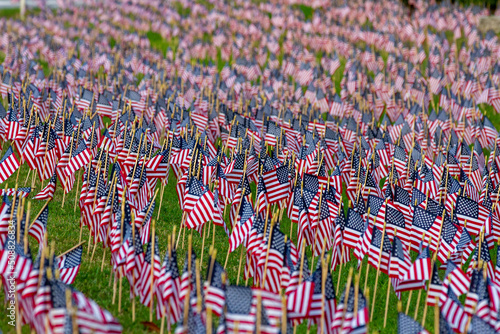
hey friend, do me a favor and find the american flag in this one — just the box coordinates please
[439,288,468,333]
[28,205,49,245]
[397,312,429,334]
[77,88,94,110]
[96,94,113,118]
[343,208,366,249]
[425,262,442,307]
[225,285,255,333]
[259,226,285,294]
[185,187,215,229]
[368,227,392,275]
[159,247,181,323]
[229,197,254,253]
[47,279,72,334]
[455,195,490,236]
[332,282,368,334]
[437,214,462,264]
[469,316,496,333]
[261,166,290,205]
[57,245,83,285]
[0,146,20,183]
[464,269,482,316]
[205,256,226,317]
[64,141,91,178]
[139,236,162,308]
[410,207,441,253]
[307,259,336,330]
[389,235,411,280]
[402,245,431,281]
[34,171,57,200]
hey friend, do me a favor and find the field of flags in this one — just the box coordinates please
[3,0,500,332]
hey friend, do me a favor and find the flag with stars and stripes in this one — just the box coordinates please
[262,165,290,205]
[34,171,57,200]
[368,228,392,275]
[397,312,429,334]
[225,285,255,333]
[455,195,490,236]
[410,207,441,253]
[28,205,49,245]
[205,257,226,317]
[57,245,83,285]
[0,146,20,183]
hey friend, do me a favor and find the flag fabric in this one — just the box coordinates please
[0,146,20,183]
[57,245,83,284]
[205,257,226,317]
[397,312,429,334]
[28,205,49,244]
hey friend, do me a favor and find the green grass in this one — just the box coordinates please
[146,31,179,57]
[291,4,314,21]
[172,1,191,17]
[0,8,19,19]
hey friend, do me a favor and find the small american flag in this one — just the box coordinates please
[57,245,83,285]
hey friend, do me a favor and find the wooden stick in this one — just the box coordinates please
[24,201,31,253]
[24,169,31,186]
[337,244,346,295]
[118,276,122,312]
[200,222,207,271]
[320,254,329,334]
[131,221,137,322]
[281,295,287,334]
[406,290,413,314]
[383,228,398,327]
[157,182,166,220]
[149,219,156,321]
[37,237,47,289]
[182,284,190,329]
[206,306,212,334]
[176,212,186,249]
[434,297,439,334]
[383,274,392,327]
[340,268,354,332]
[414,289,422,320]
[370,220,387,320]
[74,169,81,212]
[261,220,276,289]
[57,241,86,258]
[236,245,244,285]
[354,272,360,319]
[256,290,261,334]
[195,258,202,314]
[298,242,306,285]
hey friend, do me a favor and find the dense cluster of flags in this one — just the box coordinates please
[2,0,500,333]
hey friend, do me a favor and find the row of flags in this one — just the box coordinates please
[2,0,500,333]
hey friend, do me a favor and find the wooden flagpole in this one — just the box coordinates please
[320,253,330,334]
[131,214,137,322]
[261,217,276,289]
[195,258,202,314]
[57,241,86,258]
[370,220,387,320]
[339,267,354,332]
[236,244,244,285]
[24,201,30,253]
[74,169,83,213]
[383,228,397,327]
[364,213,378,293]
[200,222,207,271]
[149,219,156,321]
